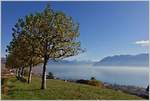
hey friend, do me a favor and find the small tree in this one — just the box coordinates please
[91,77,96,80]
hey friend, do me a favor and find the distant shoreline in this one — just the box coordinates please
[55,78,149,99]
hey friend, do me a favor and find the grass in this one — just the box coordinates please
[1,76,144,100]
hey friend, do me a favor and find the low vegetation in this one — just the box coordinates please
[2,76,143,100]
[88,80,103,88]
[46,72,54,79]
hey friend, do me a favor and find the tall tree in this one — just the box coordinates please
[24,15,43,83]
[6,18,42,81]
[26,5,83,89]
[6,18,28,78]
[6,4,84,89]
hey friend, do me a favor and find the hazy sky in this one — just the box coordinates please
[1,1,149,61]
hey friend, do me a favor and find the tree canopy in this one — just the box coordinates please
[6,4,84,89]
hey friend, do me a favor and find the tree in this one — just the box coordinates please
[5,53,21,78]
[91,77,96,80]
[6,4,84,89]
[25,5,84,89]
[6,19,26,78]
[6,18,42,81]
[24,15,43,83]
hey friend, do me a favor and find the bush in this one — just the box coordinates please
[47,72,54,79]
[91,77,96,80]
[88,80,104,88]
[76,79,89,84]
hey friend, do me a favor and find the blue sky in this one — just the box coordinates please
[1,1,149,61]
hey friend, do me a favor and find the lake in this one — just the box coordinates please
[46,64,149,88]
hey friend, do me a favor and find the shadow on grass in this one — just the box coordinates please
[7,88,42,96]
[10,78,18,83]
[9,88,41,92]
[20,78,27,82]
[16,77,27,83]
[8,85,15,89]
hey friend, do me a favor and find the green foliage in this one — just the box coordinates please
[23,4,84,89]
[1,76,143,100]
[47,72,54,79]
[26,5,84,60]
[6,4,84,89]
[91,77,96,80]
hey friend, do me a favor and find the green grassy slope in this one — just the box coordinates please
[2,76,143,100]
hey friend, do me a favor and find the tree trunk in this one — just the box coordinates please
[16,68,19,77]
[18,67,22,79]
[28,65,32,84]
[146,85,149,91]
[20,67,25,78]
[41,56,48,89]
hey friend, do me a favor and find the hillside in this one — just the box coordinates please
[2,76,143,100]
[95,53,149,66]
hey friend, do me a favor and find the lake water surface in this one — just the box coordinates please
[47,64,149,88]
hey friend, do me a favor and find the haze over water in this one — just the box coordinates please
[47,64,149,88]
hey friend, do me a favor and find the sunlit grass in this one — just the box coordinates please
[1,76,143,100]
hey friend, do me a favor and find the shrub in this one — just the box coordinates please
[91,77,96,80]
[47,72,54,79]
[76,79,89,84]
[88,80,104,88]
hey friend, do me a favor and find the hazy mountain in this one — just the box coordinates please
[1,53,149,67]
[94,53,149,66]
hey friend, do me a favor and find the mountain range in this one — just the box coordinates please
[94,53,149,66]
[1,53,149,67]
[48,53,149,66]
